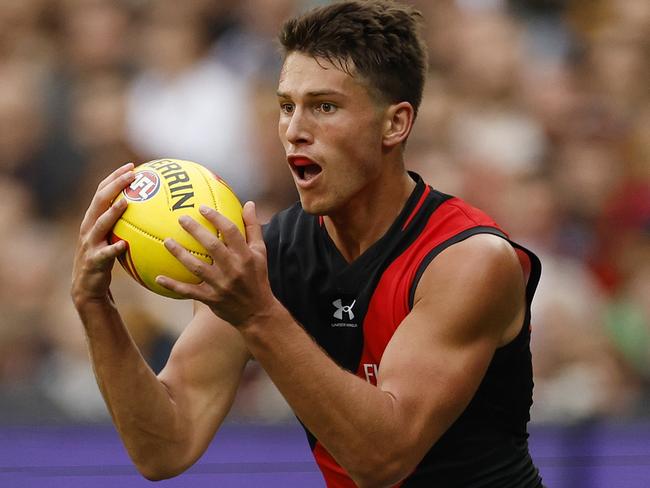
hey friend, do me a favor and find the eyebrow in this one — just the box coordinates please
[276,89,346,99]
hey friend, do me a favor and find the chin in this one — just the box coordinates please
[299,201,323,216]
[298,195,329,216]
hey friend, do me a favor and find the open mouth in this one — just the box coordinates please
[289,157,322,182]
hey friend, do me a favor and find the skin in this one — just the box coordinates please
[71,163,251,478]
[71,53,526,487]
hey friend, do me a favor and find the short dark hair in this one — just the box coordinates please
[278,0,427,117]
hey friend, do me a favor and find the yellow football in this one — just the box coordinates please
[110,159,244,299]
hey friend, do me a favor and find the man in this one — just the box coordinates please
[71,1,544,486]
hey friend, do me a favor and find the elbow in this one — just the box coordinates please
[124,423,199,480]
[135,459,188,482]
[130,445,196,481]
[347,449,415,488]
[139,469,173,482]
[352,467,410,488]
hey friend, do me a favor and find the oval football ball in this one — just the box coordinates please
[110,159,244,299]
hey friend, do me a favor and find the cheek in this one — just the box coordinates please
[341,126,383,167]
[334,115,379,149]
[277,121,290,148]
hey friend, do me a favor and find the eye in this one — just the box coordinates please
[317,102,336,113]
[280,103,294,115]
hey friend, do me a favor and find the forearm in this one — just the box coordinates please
[240,303,409,485]
[75,296,186,478]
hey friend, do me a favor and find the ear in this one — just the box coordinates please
[382,102,414,148]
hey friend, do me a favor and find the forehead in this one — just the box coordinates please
[278,52,369,98]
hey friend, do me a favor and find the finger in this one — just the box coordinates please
[79,239,127,276]
[82,170,135,232]
[163,237,213,280]
[89,198,128,244]
[154,274,206,300]
[178,214,231,262]
[94,169,136,207]
[242,201,263,247]
[199,205,248,254]
[95,239,128,266]
[97,162,135,192]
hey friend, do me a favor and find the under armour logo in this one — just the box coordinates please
[332,299,356,320]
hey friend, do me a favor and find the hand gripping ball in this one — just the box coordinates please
[110,159,244,299]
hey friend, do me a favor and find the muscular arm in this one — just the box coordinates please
[159,205,526,487]
[77,301,249,479]
[243,235,525,486]
[71,165,249,480]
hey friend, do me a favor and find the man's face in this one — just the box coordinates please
[277,52,387,215]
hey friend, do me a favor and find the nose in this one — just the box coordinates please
[282,107,313,146]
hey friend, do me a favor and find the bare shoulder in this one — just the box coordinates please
[413,233,526,345]
[377,234,527,452]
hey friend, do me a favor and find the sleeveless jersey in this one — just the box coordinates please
[263,173,543,487]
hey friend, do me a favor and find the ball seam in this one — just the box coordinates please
[197,167,221,240]
[117,218,212,259]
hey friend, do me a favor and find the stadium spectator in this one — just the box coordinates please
[0,0,648,426]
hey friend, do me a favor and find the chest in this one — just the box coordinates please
[273,233,427,383]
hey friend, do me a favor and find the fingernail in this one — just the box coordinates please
[199,205,210,215]
[179,215,190,225]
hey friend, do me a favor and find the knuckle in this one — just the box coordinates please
[241,253,255,269]
[97,180,112,196]
[96,243,114,260]
[96,187,111,203]
[221,273,237,290]
[206,239,222,254]
[254,243,267,258]
[90,193,106,211]
[189,259,206,277]
[224,221,239,237]
[97,248,111,263]
[215,217,232,232]
[77,237,92,255]
[221,218,235,230]
[94,213,111,232]
[166,282,185,295]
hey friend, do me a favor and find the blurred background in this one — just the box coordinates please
[0,0,648,481]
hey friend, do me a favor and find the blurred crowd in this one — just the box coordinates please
[0,0,648,426]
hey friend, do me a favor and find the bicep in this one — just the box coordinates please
[157,302,251,460]
[377,234,525,457]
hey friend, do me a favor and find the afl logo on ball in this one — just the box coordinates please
[123,170,161,202]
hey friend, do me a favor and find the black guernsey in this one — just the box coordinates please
[263,173,543,488]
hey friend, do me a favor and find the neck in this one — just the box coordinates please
[324,171,416,263]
